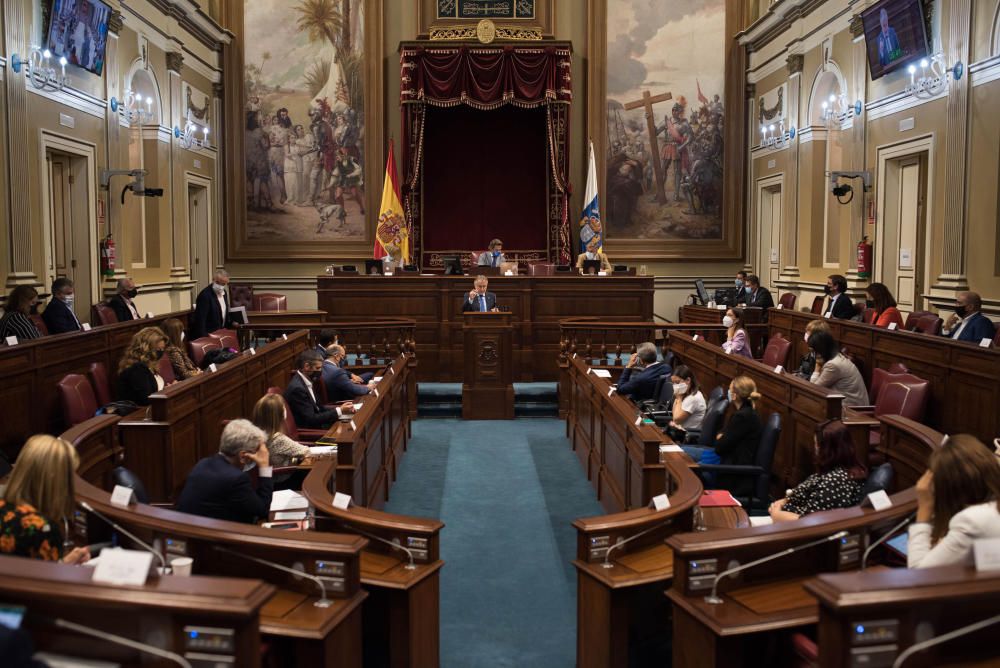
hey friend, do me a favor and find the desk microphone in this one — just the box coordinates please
[51,617,191,667]
[213,545,334,607]
[79,501,167,575]
[342,522,418,570]
[861,513,915,571]
[892,612,1000,668]
[602,522,666,569]
[704,530,848,604]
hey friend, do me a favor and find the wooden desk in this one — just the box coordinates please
[118,330,309,501]
[0,554,272,666]
[248,308,328,324]
[680,305,766,355]
[0,308,191,460]
[768,308,1000,444]
[316,274,654,381]
[462,311,514,419]
[806,566,1000,668]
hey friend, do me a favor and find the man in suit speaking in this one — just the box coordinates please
[461,275,498,313]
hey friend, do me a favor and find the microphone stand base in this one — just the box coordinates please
[314,599,333,608]
[703,595,723,605]
[600,562,614,569]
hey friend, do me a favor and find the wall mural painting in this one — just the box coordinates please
[605,0,725,240]
[243,0,365,243]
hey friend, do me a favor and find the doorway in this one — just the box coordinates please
[186,176,212,287]
[44,148,94,316]
[878,146,930,312]
[755,175,783,288]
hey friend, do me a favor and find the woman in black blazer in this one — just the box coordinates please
[714,375,763,497]
[116,327,169,406]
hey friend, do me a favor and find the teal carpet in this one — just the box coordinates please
[385,418,603,667]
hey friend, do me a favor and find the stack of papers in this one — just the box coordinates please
[270,490,309,512]
[591,369,611,378]
[309,445,337,458]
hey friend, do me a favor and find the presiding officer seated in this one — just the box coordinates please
[284,350,355,429]
[322,344,373,402]
[575,239,613,274]
[462,275,498,313]
[617,342,670,402]
[175,419,273,524]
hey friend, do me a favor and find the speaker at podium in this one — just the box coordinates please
[462,311,514,419]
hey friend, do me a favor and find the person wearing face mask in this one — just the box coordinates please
[734,270,749,304]
[477,239,506,268]
[807,330,869,407]
[161,318,201,379]
[865,282,903,329]
[668,365,706,436]
[822,274,855,320]
[284,350,356,430]
[617,342,670,402]
[316,329,372,383]
[745,275,775,311]
[0,285,43,342]
[720,307,753,359]
[711,376,763,496]
[108,277,142,322]
[191,269,236,339]
[941,291,995,343]
[251,394,312,491]
[116,326,169,405]
[41,277,82,334]
[321,343,374,402]
[175,419,274,524]
[795,319,831,378]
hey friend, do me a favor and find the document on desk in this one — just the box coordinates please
[308,445,337,458]
[591,369,611,378]
[270,489,309,512]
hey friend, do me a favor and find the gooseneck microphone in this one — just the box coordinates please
[892,612,1000,668]
[340,522,418,570]
[79,501,167,575]
[52,617,191,668]
[213,545,333,607]
[861,513,915,571]
[704,530,849,604]
[602,523,664,569]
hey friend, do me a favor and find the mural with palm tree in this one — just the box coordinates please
[242,0,365,244]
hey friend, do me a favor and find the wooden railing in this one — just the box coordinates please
[237,317,417,364]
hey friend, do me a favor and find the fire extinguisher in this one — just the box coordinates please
[857,235,872,280]
[100,234,116,278]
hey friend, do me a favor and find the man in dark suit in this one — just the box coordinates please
[734,270,749,304]
[823,274,855,319]
[617,342,671,402]
[322,344,374,402]
[316,329,373,382]
[175,419,273,524]
[746,275,775,310]
[942,291,996,343]
[108,277,141,322]
[284,350,355,429]
[42,277,82,334]
[191,269,235,339]
[461,275,497,313]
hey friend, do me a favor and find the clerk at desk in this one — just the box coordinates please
[462,275,498,313]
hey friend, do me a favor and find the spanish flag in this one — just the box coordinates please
[373,140,409,264]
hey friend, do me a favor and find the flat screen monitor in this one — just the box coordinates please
[714,287,739,306]
[695,279,711,304]
[862,0,929,81]
[46,0,112,76]
[441,255,463,275]
[581,259,602,275]
[364,260,384,275]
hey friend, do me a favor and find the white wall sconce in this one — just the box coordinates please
[820,93,863,129]
[110,89,155,125]
[759,119,796,149]
[173,112,210,150]
[10,47,68,91]
[906,53,963,99]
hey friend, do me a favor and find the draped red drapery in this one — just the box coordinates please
[399,43,573,267]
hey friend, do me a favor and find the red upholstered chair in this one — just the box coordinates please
[88,362,112,407]
[903,310,934,331]
[528,263,555,276]
[265,387,327,443]
[30,314,49,336]
[229,283,253,310]
[778,293,796,310]
[157,353,176,384]
[58,374,98,427]
[852,302,866,320]
[188,337,221,367]
[761,333,792,369]
[810,295,824,314]
[862,308,878,324]
[209,329,239,350]
[857,373,931,446]
[251,293,287,312]
[869,363,910,404]
[913,314,943,336]
[92,303,118,326]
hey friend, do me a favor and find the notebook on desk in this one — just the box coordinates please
[699,489,741,507]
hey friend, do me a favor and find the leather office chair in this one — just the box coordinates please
[778,293,796,310]
[869,364,910,404]
[209,329,238,350]
[858,373,931,446]
[852,303,866,320]
[111,466,150,504]
[58,373,99,427]
[861,462,895,497]
[708,385,725,404]
[810,295,824,315]
[88,362,113,407]
[30,314,49,336]
[92,303,118,326]
[640,376,674,425]
[188,337,221,367]
[698,411,781,514]
[913,314,943,336]
[761,333,792,369]
[903,310,934,331]
[251,293,287,312]
[528,263,555,276]
[683,394,729,446]
[229,283,253,310]
[265,386,328,442]
[157,354,176,384]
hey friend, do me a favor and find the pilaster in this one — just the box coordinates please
[781,54,803,280]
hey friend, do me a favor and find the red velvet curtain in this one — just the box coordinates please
[400,44,572,267]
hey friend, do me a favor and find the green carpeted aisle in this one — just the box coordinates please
[384,418,603,667]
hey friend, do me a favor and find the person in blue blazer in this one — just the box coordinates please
[41,277,82,334]
[322,344,373,402]
[942,291,996,343]
[617,342,671,402]
[175,419,274,524]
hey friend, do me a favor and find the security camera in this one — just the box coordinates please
[142,188,164,198]
[832,183,853,198]
[100,168,165,203]
[829,170,871,205]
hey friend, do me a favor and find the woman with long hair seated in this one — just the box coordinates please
[807,330,869,407]
[865,282,904,329]
[721,307,753,359]
[116,326,169,405]
[795,319,831,378]
[161,318,202,380]
[909,434,1000,568]
[712,376,763,498]
[0,435,90,564]
[769,419,867,522]
[668,365,706,437]
[251,394,313,490]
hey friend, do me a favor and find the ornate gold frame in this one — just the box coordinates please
[417,0,553,39]
[221,0,384,260]
[586,0,748,261]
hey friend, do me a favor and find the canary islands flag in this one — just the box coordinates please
[579,140,602,254]
[374,139,409,263]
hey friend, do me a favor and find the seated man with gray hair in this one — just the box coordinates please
[175,419,274,524]
[616,342,671,402]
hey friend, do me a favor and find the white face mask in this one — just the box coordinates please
[722,315,735,328]
[803,332,810,343]
[181,331,186,341]
[213,282,226,294]
[62,294,75,308]
[673,382,688,395]
[728,389,735,402]
[241,459,256,472]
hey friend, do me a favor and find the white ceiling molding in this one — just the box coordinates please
[865,86,946,121]
[970,54,1000,88]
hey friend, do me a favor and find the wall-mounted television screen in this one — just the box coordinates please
[862,0,929,81]
[46,0,112,76]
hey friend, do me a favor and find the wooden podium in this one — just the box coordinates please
[462,312,515,419]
